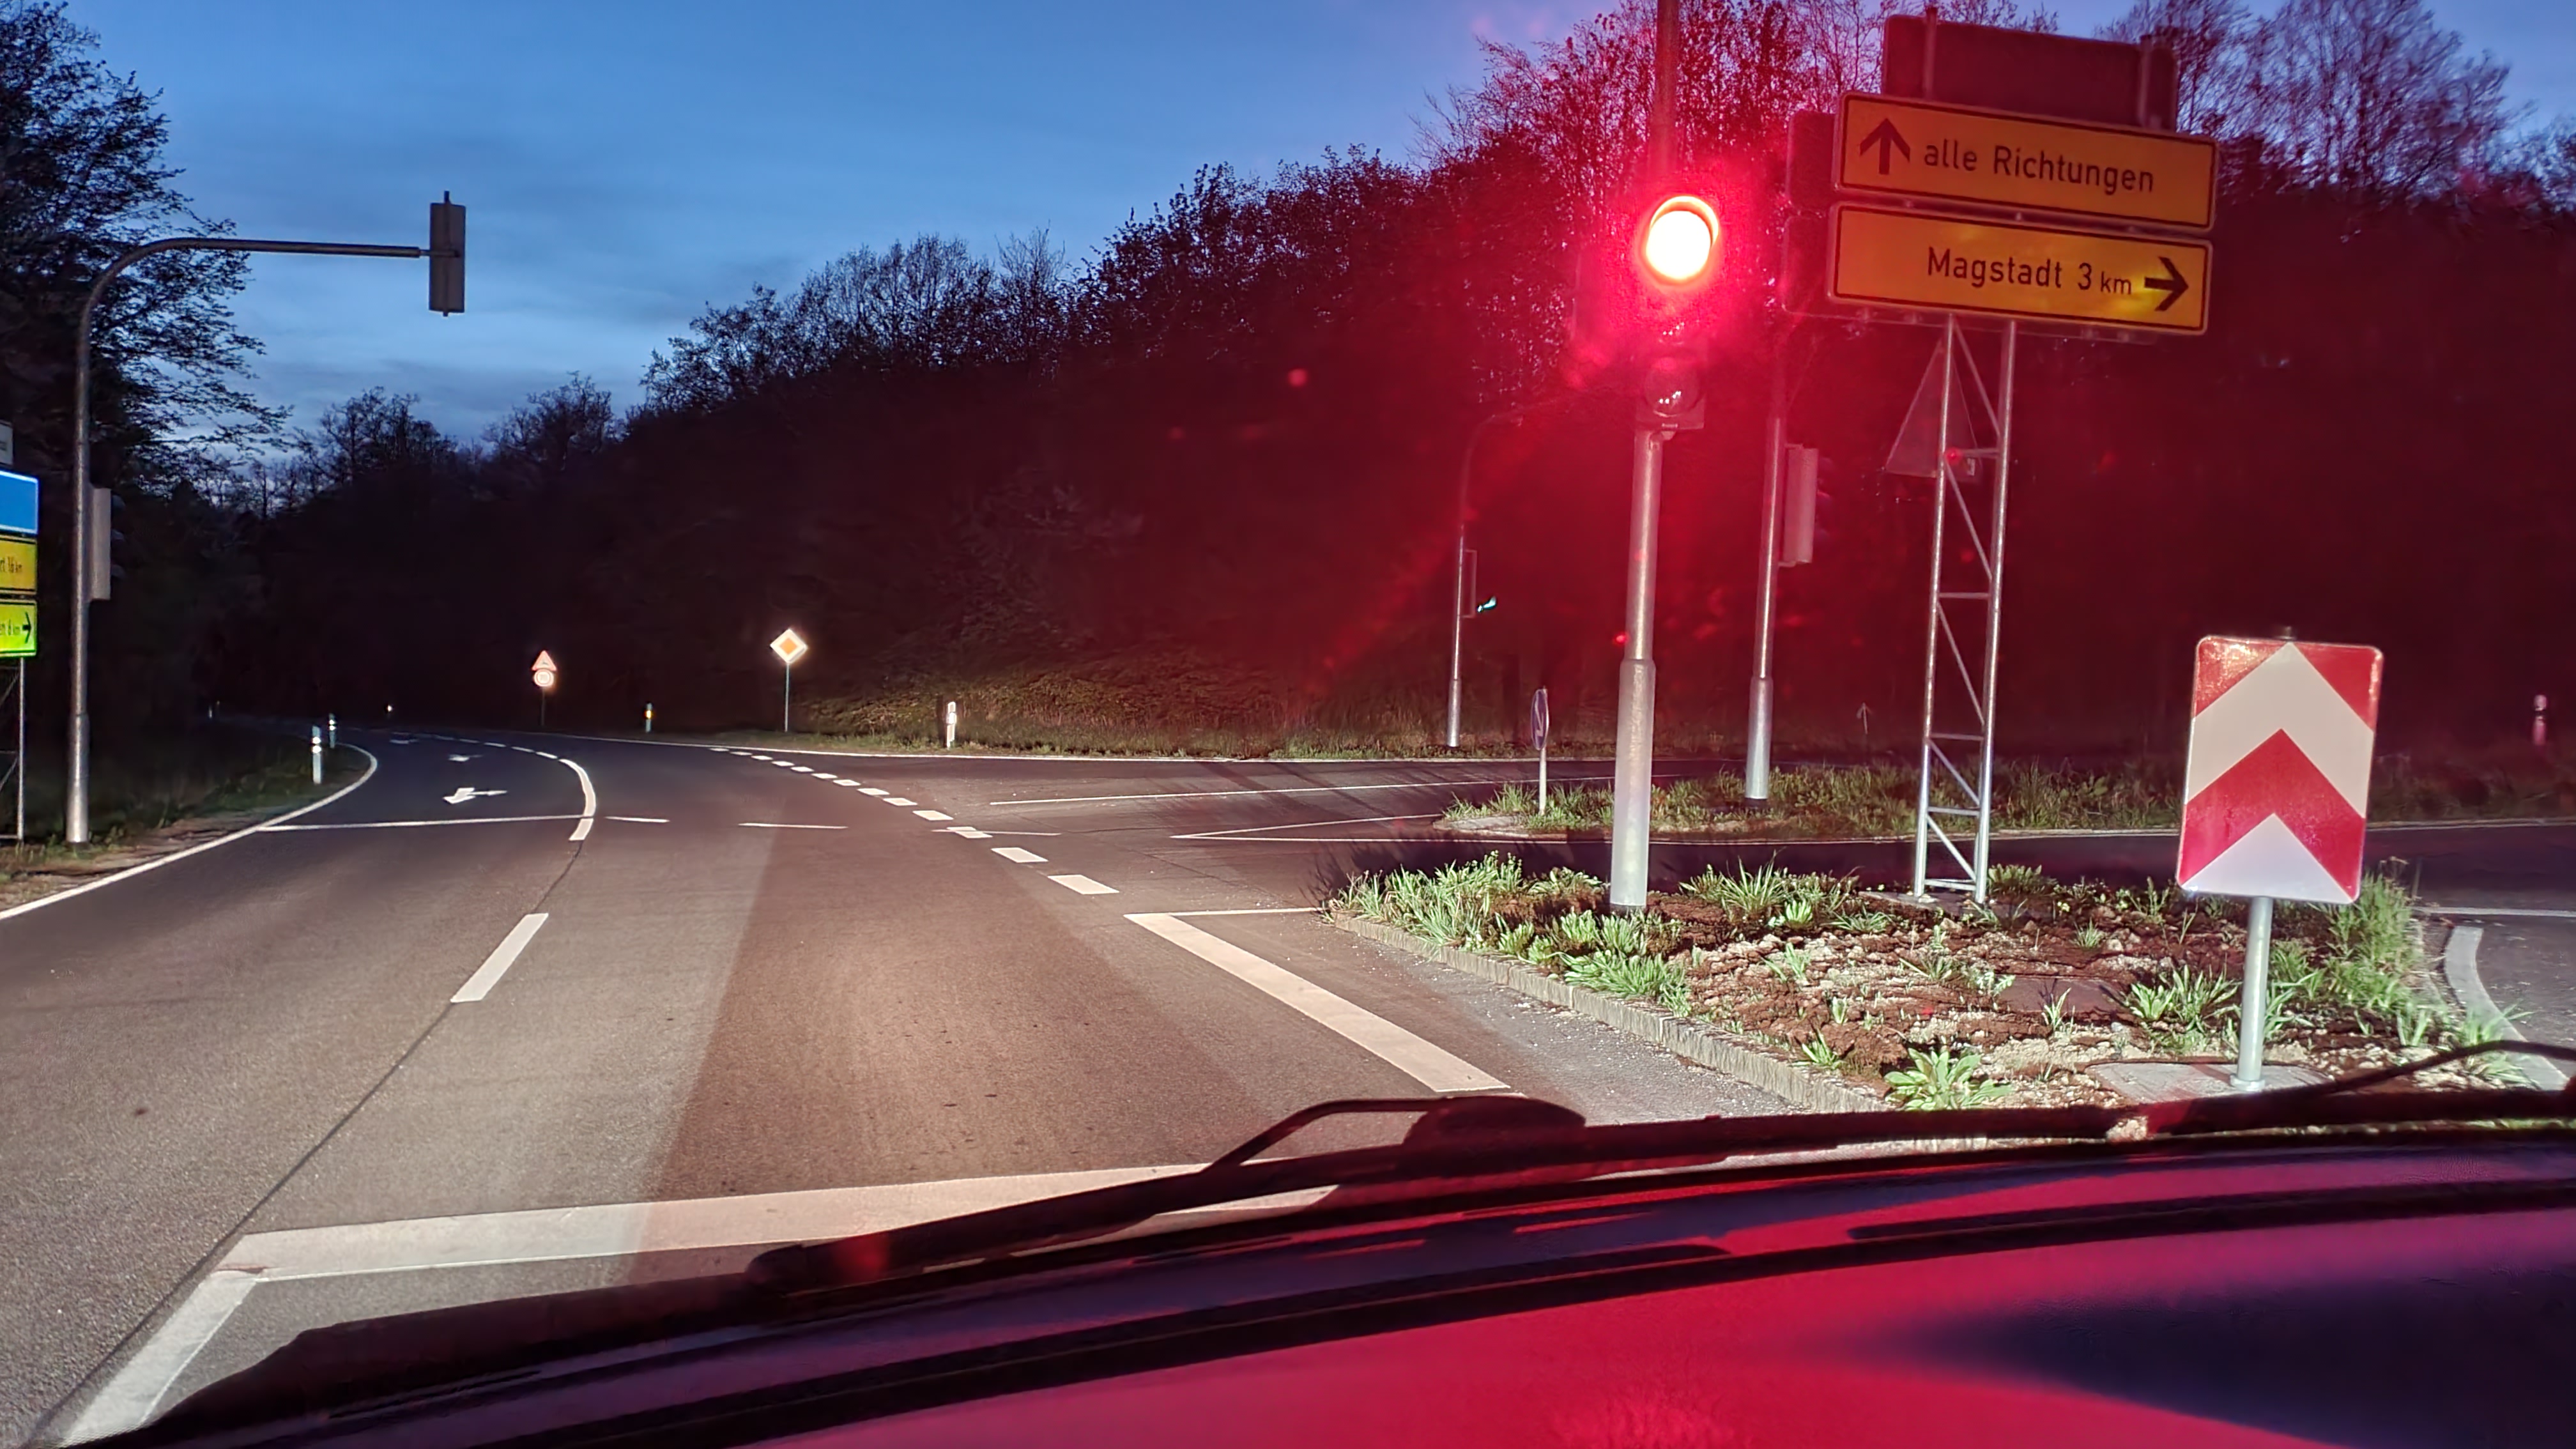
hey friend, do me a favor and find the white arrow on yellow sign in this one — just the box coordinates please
[1839,93,2218,231]
[0,599,31,659]
[1828,205,2211,335]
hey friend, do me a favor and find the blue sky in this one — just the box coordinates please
[71,0,2576,441]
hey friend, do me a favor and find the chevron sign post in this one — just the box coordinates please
[2178,635,2382,1088]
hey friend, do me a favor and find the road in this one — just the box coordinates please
[3,731,2570,1443]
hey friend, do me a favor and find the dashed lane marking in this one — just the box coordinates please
[914,809,953,821]
[1049,874,1118,895]
[451,913,549,1003]
[993,847,1048,864]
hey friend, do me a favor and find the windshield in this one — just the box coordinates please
[4,0,2574,1442]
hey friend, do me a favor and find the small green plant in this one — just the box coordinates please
[1961,958,2017,1007]
[1984,863,2050,904]
[1829,997,1854,1024]
[1833,907,1896,933]
[2041,988,2073,1036]
[1887,1046,2009,1110]
[1765,946,1813,984]
[1683,864,1853,932]
[1800,1034,1846,1071]
[2125,967,2238,1055]
[2074,922,2106,950]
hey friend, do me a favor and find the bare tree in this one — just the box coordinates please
[2240,0,2518,194]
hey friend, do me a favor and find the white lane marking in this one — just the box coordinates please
[993,847,1048,864]
[836,780,864,787]
[1173,812,1440,841]
[1050,874,1119,895]
[2442,924,2568,1089]
[945,827,992,839]
[447,754,475,762]
[1127,913,1508,1094]
[66,1165,1216,1443]
[859,787,889,796]
[791,765,815,773]
[1166,907,1315,917]
[606,815,670,824]
[913,809,954,821]
[740,822,847,830]
[979,830,1062,836]
[264,815,585,832]
[459,736,598,843]
[812,774,843,782]
[884,797,917,806]
[2427,904,2576,919]
[534,751,560,761]
[989,776,1609,808]
[62,1271,259,1441]
[750,755,774,761]
[451,913,550,1003]
[0,749,380,926]
[442,786,508,804]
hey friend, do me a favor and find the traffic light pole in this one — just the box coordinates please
[1745,360,1787,807]
[1608,425,1667,911]
[66,231,443,843]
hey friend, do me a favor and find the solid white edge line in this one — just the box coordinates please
[0,746,381,924]
[2426,903,2576,920]
[740,822,848,830]
[60,1271,260,1442]
[990,777,1600,808]
[1048,874,1118,895]
[1165,907,1315,917]
[606,816,670,824]
[1126,912,1507,1093]
[2441,924,2568,1089]
[1173,812,1443,841]
[264,815,583,832]
[451,913,551,1003]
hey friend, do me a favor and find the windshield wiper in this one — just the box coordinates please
[748,1041,2576,1294]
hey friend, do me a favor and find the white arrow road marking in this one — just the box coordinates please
[1125,913,1507,1093]
[443,787,507,804]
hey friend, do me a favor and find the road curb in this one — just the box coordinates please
[2440,924,2569,1090]
[1331,917,1885,1114]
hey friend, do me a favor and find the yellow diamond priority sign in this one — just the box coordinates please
[769,629,809,667]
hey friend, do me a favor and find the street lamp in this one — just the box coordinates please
[64,196,464,842]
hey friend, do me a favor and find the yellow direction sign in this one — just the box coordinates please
[0,600,32,658]
[1829,206,2211,334]
[0,535,31,595]
[1839,93,2216,231]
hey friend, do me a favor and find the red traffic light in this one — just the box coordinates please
[1637,194,1721,290]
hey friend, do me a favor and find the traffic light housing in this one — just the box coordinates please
[1632,194,1720,430]
[429,194,466,314]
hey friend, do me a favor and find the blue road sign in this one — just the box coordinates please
[0,470,33,537]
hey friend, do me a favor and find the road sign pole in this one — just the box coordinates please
[2233,895,2275,1089]
[782,664,792,735]
[1609,425,1666,912]
[1747,352,1788,807]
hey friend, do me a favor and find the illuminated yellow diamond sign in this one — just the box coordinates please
[770,629,809,666]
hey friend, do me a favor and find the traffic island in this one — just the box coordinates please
[1330,854,2515,1110]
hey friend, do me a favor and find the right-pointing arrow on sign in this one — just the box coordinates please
[2143,255,2190,312]
[1857,118,1910,175]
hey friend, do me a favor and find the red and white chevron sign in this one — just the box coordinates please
[2178,636,2382,905]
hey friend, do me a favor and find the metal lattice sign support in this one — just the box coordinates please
[1908,316,2019,902]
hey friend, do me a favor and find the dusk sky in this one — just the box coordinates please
[72,0,2576,442]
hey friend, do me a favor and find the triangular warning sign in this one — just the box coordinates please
[1884,343,1950,478]
[532,650,557,672]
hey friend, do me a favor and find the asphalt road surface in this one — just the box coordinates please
[4,731,2571,1443]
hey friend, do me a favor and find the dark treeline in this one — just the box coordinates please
[9,0,2575,760]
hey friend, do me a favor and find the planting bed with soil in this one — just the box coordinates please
[1333,855,2512,1108]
